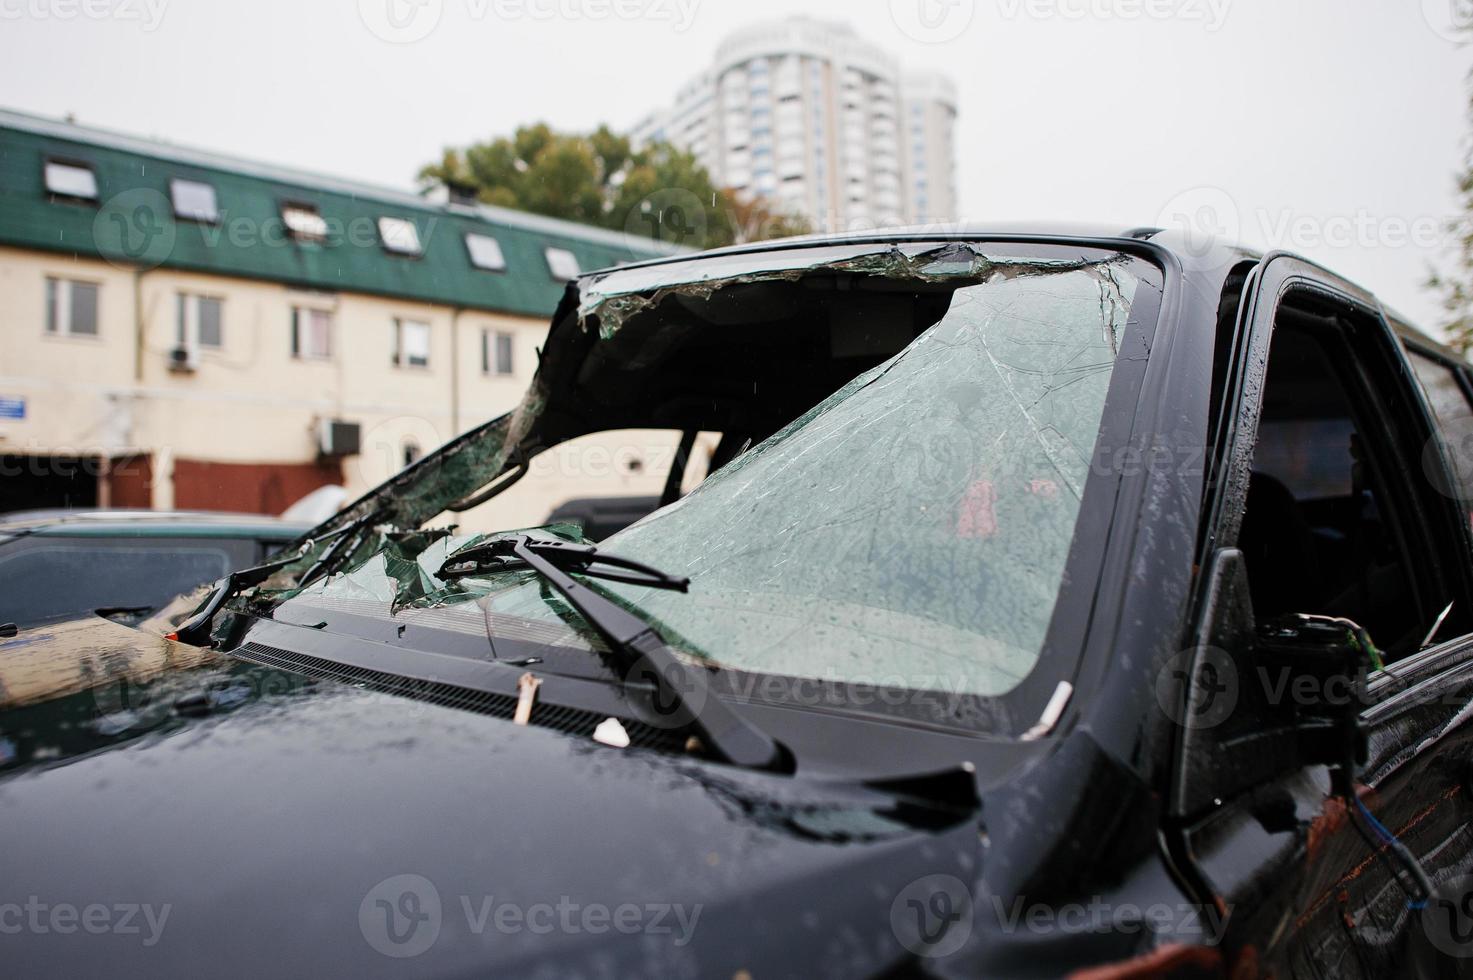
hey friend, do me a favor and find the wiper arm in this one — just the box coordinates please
[169,512,379,646]
[441,535,790,772]
[168,548,310,646]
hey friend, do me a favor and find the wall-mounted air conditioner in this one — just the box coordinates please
[167,346,197,373]
[317,418,361,457]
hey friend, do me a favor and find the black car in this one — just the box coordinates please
[4,226,1473,978]
[0,509,312,626]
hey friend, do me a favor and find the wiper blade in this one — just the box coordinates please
[441,535,790,772]
[440,535,689,590]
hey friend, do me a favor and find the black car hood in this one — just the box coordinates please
[0,615,992,978]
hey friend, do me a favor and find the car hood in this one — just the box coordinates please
[0,615,990,978]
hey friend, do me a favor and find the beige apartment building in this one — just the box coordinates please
[0,109,685,530]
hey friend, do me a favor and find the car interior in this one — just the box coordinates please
[1237,313,1427,659]
[529,272,963,535]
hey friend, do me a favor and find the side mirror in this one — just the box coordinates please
[1253,614,1371,783]
[1171,549,1373,818]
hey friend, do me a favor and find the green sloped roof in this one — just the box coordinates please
[0,108,680,318]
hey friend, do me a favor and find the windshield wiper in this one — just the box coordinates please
[168,548,311,645]
[169,513,379,646]
[440,535,790,772]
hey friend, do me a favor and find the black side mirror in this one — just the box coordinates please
[1253,614,1371,785]
[1170,549,1374,818]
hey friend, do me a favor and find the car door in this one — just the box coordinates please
[1166,254,1473,979]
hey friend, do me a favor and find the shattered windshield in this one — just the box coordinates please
[273,246,1146,706]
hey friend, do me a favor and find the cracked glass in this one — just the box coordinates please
[279,253,1141,701]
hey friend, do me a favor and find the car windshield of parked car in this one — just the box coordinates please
[283,254,1142,705]
[580,260,1139,696]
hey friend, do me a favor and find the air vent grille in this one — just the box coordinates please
[234,641,683,751]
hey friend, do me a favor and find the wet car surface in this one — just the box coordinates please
[4,225,1473,977]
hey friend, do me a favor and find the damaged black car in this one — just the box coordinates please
[5,227,1473,978]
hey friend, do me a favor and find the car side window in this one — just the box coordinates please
[1234,299,1458,662]
[1407,346,1473,527]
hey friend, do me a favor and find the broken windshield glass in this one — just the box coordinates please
[275,250,1145,707]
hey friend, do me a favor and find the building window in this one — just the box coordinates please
[43,161,97,201]
[402,439,423,468]
[291,307,333,360]
[394,319,431,368]
[378,217,422,256]
[545,247,580,281]
[465,233,506,271]
[482,329,514,375]
[44,278,99,337]
[282,203,328,242]
[170,179,219,223]
[177,294,224,352]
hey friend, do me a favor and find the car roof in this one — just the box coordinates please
[0,509,313,537]
[592,222,1258,273]
[586,222,1457,355]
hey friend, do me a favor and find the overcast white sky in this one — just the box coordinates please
[0,0,1467,329]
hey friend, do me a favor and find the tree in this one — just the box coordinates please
[419,124,809,251]
[1431,67,1473,352]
